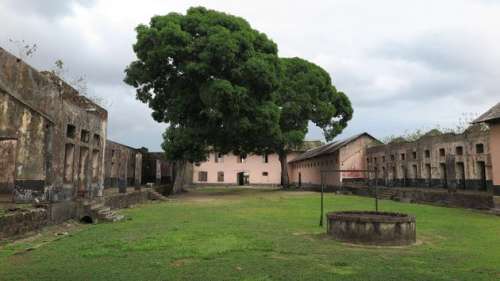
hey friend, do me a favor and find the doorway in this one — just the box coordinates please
[0,139,17,194]
[298,172,302,187]
[78,147,89,196]
[456,162,465,189]
[237,172,249,186]
[440,163,447,188]
[477,161,487,191]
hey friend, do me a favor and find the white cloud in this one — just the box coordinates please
[1,0,499,149]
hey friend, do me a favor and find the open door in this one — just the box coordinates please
[0,139,17,194]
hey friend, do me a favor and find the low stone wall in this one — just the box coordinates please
[1,189,167,240]
[327,211,416,246]
[300,185,494,210]
[104,189,166,210]
[0,208,49,240]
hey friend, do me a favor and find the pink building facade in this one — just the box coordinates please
[192,133,379,187]
[288,133,380,187]
[192,152,289,185]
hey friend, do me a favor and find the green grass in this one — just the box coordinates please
[1,187,499,281]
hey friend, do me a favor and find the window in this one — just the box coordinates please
[401,153,405,160]
[66,124,76,138]
[93,134,100,147]
[390,154,395,161]
[262,172,269,176]
[238,154,247,163]
[412,151,417,159]
[456,146,464,155]
[81,130,90,143]
[367,157,370,163]
[217,171,224,182]
[263,154,269,163]
[425,150,430,158]
[198,171,208,182]
[439,148,445,157]
[194,162,201,167]
[476,143,484,154]
[215,152,224,163]
[382,156,386,162]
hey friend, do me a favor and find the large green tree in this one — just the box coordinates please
[124,7,282,192]
[273,57,353,188]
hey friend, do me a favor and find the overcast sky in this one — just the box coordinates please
[1,0,499,151]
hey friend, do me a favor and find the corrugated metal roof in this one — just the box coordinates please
[289,133,378,163]
[473,102,500,123]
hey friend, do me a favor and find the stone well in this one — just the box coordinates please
[326,211,416,246]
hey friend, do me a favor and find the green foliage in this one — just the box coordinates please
[274,57,352,152]
[125,7,281,161]
[125,7,353,164]
[1,188,499,280]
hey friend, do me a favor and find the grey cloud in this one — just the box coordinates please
[2,0,96,20]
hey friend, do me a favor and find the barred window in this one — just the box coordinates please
[198,171,208,182]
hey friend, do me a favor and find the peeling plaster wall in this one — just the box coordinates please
[0,47,107,202]
[104,140,142,189]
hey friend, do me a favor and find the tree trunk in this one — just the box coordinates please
[279,152,289,189]
[172,160,186,194]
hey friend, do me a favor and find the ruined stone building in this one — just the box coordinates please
[366,126,492,191]
[104,140,142,190]
[288,133,379,187]
[0,47,107,202]
[140,150,175,185]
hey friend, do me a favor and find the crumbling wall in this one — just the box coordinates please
[104,140,142,190]
[0,47,107,203]
[367,128,492,192]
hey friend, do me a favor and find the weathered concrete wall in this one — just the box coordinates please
[0,47,107,202]
[104,140,142,190]
[141,151,174,185]
[0,208,49,240]
[367,127,492,192]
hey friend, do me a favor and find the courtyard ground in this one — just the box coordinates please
[1,186,499,281]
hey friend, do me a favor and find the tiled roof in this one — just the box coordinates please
[473,102,500,123]
[289,133,378,163]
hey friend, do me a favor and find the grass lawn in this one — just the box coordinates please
[1,187,499,281]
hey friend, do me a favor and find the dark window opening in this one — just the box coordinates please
[412,151,417,159]
[382,156,385,162]
[439,148,445,157]
[81,130,90,143]
[262,172,269,176]
[263,154,269,163]
[401,153,405,160]
[390,154,395,161]
[456,146,464,155]
[238,154,247,163]
[66,124,76,138]
[425,150,430,158]
[93,134,100,147]
[476,143,484,154]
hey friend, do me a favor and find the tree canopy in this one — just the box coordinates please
[271,57,353,186]
[125,7,281,162]
[125,7,353,189]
